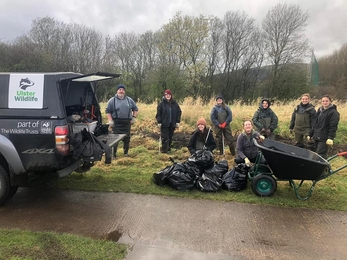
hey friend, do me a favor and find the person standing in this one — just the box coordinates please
[252,98,278,139]
[308,95,340,159]
[289,93,317,148]
[235,120,266,165]
[156,89,182,153]
[210,95,235,156]
[188,118,216,155]
[106,84,138,157]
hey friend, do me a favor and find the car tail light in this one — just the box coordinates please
[55,125,69,155]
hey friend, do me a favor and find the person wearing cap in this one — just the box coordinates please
[252,98,278,139]
[106,84,138,157]
[156,89,182,153]
[235,120,266,165]
[188,118,216,155]
[210,95,235,156]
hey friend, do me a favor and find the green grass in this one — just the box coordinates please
[0,228,127,260]
[56,136,347,212]
[5,100,347,259]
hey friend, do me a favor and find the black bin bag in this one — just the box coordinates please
[166,161,200,190]
[153,164,176,186]
[188,150,214,169]
[222,163,249,192]
[197,160,228,192]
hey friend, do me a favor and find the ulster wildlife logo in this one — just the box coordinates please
[19,78,35,90]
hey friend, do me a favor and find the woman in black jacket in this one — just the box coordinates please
[156,89,182,153]
[309,95,340,159]
[188,118,216,155]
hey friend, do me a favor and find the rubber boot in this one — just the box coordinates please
[229,144,236,156]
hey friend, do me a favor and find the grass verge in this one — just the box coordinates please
[0,228,127,260]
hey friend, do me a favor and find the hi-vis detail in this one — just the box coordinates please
[9,74,44,109]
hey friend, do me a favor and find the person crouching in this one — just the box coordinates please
[188,118,216,155]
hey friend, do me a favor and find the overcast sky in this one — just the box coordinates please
[1,0,346,58]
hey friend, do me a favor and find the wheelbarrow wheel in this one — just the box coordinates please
[251,174,277,197]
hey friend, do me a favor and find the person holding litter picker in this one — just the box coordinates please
[188,118,216,155]
[156,89,182,153]
[210,95,235,156]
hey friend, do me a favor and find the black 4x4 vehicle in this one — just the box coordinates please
[0,72,121,205]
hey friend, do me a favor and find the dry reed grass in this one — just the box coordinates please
[101,97,347,138]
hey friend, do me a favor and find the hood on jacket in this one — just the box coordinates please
[319,103,337,112]
[260,98,271,108]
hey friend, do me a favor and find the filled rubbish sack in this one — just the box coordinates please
[153,164,176,186]
[188,150,214,169]
[197,160,229,192]
[222,163,249,192]
[166,161,200,190]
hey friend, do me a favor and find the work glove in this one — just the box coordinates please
[175,123,180,128]
[158,123,162,128]
[265,129,271,136]
[289,129,293,135]
[306,136,311,141]
[244,157,251,166]
[326,139,333,146]
[219,122,226,129]
[259,135,265,141]
[221,122,227,128]
[130,117,136,125]
[107,121,114,127]
[260,128,266,135]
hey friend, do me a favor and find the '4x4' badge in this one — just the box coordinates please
[22,148,54,154]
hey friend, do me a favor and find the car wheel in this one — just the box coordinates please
[0,165,11,206]
[7,185,19,201]
[251,174,277,197]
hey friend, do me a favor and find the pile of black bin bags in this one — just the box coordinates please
[153,150,249,192]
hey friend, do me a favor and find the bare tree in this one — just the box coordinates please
[205,16,224,98]
[262,3,310,97]
[220,11,260,101]
[157,12,209,97]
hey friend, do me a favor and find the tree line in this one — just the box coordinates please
[0,3,342,103]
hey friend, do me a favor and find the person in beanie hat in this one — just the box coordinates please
[106,84,138,158]
[155,89,182,153]
[210,95,235,156]
[188,118,216,155]
[117,84,126,91]
[252,98,278,139]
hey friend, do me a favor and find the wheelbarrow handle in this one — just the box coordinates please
[337,151,347,156]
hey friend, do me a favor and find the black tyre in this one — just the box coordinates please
[7,185,19,201]
[0,165,11,206]
[251,174,277,197]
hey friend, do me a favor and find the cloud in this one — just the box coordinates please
[0,0,346,58]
